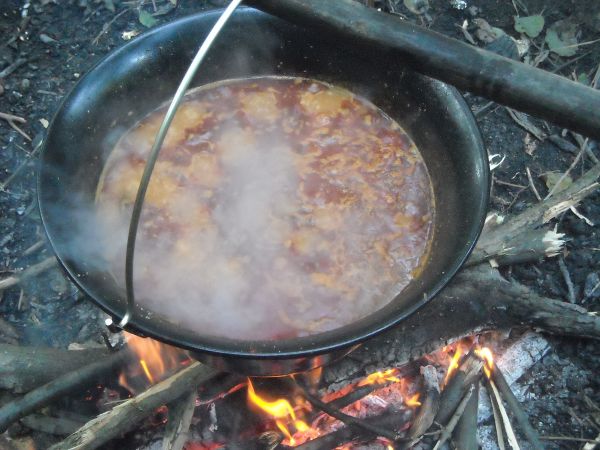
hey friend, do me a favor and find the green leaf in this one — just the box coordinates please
[138,10,158,28]
[545,29,577,57]
[514,15,545,38]
[578,73,590,85]
[103,0,115,12]
[542,171,573,194]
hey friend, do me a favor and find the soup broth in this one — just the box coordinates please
[96,76,434,340]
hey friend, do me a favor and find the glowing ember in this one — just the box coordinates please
[119,331,187,393]
[358,369,401,387]
[405,393,421,407]
[247,379,312,446]
[443,343,465,386]
[475,346,495,378]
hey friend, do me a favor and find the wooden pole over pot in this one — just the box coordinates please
[246,0,600,140]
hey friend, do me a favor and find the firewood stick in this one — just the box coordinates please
[0,350,131,433]
[434,353,482,426]
[245,0,600,140]
[162,389,197,450]
[432,383,475,450]
[488,381,507,450]
[280,409,410,450]
[328,382,392,410]
[0,344,113,393]
[451,382,479,450]
[20,413,84,436]
[50,362,218,450]
[0,257,57,291]
[489,364,544,450]
[484,376,520,449]
[401,365,440,449]
[299,387,398,441]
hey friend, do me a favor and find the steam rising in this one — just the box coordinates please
[59,77,433,341]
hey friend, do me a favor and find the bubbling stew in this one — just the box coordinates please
[96,76,434,340]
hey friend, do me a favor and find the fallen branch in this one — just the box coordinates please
[51,362,218,450]
[0,350,131,432]
[0,257,58,291]
[0,112,26,123]
[470,163,600,265]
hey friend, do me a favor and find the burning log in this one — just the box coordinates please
[401,365,440,448]
[282,409,410,450]
[298,386,398,441]
[0,344,113,393]
[0,349,131,432]
[434,352,482,426]
[50,362,218,450]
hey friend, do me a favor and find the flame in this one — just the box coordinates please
[475,346,494,378]
[119,331,187,393]
[443,343,465,385]
[357,368,400,387]
[405,393,421,407]
[247,379,311,446]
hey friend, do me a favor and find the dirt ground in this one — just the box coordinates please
[0,0,599,448]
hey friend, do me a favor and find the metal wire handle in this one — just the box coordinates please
[119,0,244,328]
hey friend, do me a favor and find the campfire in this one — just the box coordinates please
[1,0,600,449]
[0,329,560,449]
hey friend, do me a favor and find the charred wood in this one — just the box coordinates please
[299,387,398,441]
[401,365,440,449]
[50,362,218,450]
[432,383,475,450]
[279,410,410,450]
[0,344,113,393]
[451,382,479,450]
[434,353,482,426]
[20,413,84,436]
[323,264,600,386]
[0,349,131,433]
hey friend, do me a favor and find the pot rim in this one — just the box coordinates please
[38,7,490,360]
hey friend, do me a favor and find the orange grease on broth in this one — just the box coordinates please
[95,77,434,340]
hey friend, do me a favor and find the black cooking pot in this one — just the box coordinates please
[38,7,489,376]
